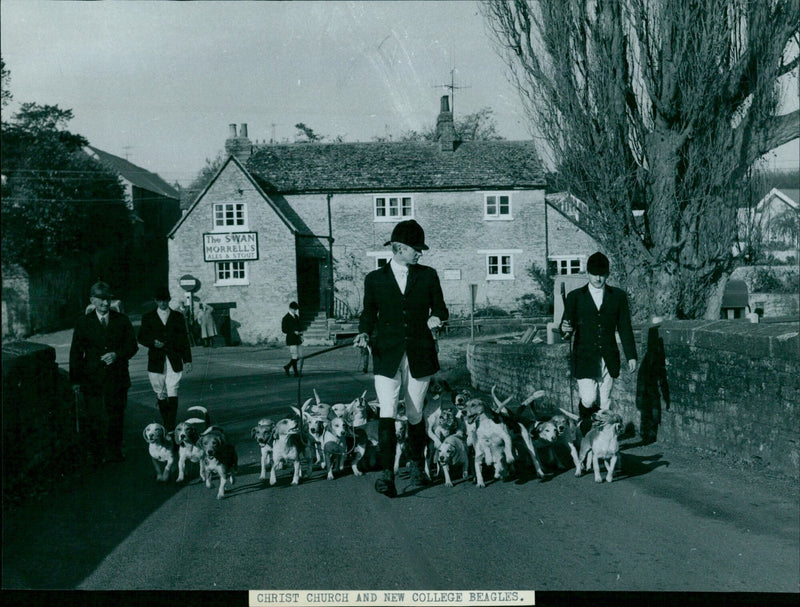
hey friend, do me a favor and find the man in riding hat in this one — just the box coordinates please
[355,219,449,497]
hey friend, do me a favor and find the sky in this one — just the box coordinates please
[2,0,798,188]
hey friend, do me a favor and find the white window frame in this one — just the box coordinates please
[478,249,521,280]
[213,202,248,230]
[483,192,513,220]
[550,255,585,275]
[373,195,414,222]
[367,251,392,269]
[214,260,249,286]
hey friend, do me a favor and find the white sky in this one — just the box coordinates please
[1,0,797,187]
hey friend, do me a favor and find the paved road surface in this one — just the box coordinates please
[3,332,798,595]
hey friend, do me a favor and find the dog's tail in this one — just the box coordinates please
[559,407,580,422]
[186,405,211,427]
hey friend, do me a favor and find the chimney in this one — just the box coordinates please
[225,122,252,163]
[435,95,458,152]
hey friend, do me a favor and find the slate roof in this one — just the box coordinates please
[245,140,547,194]
[87,146,179,200]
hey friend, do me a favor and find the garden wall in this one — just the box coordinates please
[466,320,800,479]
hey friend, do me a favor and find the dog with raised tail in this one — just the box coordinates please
[579,409,624,483]
[174,405,211,483]
[142,422,175,482]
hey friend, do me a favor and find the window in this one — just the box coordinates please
[549,256,585,275]
[367,251,392,269]
[479,249,520,280]
[484,193,512,220]
[213,202,247,229]
[215,261,248,285]
[374,195,413,221]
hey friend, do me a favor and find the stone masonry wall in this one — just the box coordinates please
[287,189,548,318]
[467,320,800,479]
[169,162,298,344]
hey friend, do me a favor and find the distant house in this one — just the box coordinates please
[85,146,182,295]
[167,97,600,344]
[738,187,799,261]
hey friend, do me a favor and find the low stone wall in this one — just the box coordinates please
[2,341,81,506]
[467,320,800,479]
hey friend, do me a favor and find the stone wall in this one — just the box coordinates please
[2,341,79,505]
[168,161,298,344]
[286,189,549,318]
[467,320,800,479]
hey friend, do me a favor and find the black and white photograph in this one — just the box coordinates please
[2,1,798,604]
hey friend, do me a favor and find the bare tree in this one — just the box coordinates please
[482,0,799,319]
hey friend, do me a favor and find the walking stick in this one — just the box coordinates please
[74,389,81,433]
[295,338,356,409]
[561,282,576,416]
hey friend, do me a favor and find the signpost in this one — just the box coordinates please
[179,274,199,347]
[469,283,478,342]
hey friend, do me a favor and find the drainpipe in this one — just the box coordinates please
[327,193,334,318]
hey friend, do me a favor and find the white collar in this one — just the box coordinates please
[96,310,109,323]
[390,258,409,275]
[588,283,605,295]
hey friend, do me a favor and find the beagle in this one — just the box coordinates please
[173,405,210,483]
[198,427,238,499]
[436,433,469,487]
[251,418,276,481]
[270,417,314,486]
[552,409,585,475]
[579,410,624,483]
[517,419,557,478]
[464,399,515,487]
[142,423,175,482]
[322,416,350,480]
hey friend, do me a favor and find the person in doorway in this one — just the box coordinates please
[137,286,193,433]
[199,302,217,347]
[281,301,303,377]
[354,219,449,497]
[70,281,138,463]
[560,251,638,434]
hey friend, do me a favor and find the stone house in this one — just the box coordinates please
[167,97,599,345]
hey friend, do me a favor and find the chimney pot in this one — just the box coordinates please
[239,124,248,138]
[229,124,238,138]
[440,95,450,113]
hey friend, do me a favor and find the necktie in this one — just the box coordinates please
[101,316,108,328]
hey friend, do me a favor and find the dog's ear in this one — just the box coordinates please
[143,426,150,442]
[251,427,258,439]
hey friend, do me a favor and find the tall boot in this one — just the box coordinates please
[406,420,430,489]
[165,397,179,433]
[291,359,301,377]
[158,398,178,433]
[157,398,169,427]
[283,360,292,377]
[374,418,397,497]
[578,403,598,437]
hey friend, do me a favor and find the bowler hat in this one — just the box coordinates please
[90,281,114,300]
[154,286,171,301]
[384,219,429,251]
[289,301,299,310]
[586,252,610,276]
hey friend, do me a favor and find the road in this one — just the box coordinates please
[2,332,798,595]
